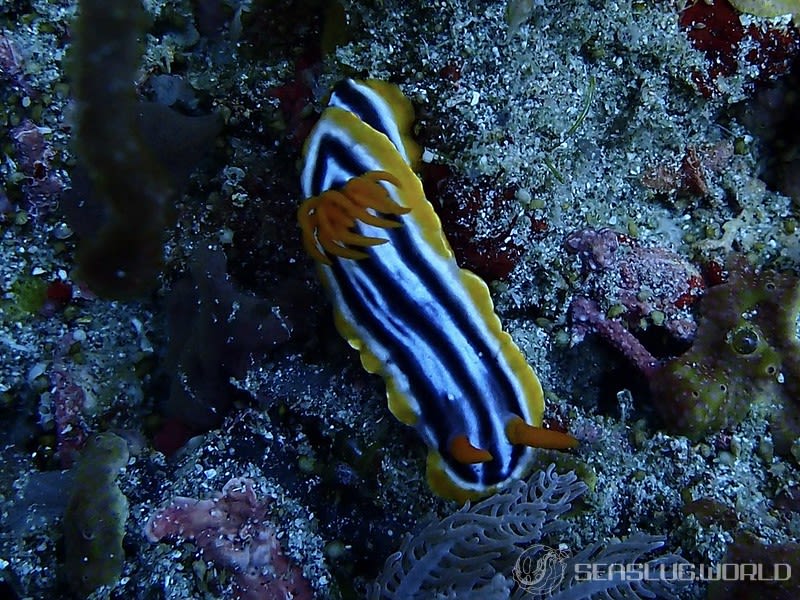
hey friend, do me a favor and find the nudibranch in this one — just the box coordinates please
[298,79,577,502]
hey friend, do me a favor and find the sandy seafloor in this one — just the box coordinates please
[1,0,800,598]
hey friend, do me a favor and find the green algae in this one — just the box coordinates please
[729,0,800,18]
[2,276,47,322]
[63,432,130,596]
[649,257,800,451]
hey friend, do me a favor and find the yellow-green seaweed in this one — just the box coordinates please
[729,0,800,18]
[63,432,130,596]
[2,276,47,321]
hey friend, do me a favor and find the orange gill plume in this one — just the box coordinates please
[297,171,410,264]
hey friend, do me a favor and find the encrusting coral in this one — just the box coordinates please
[650,255,800,450]
[570,254,800,447]
[566,227,705,344]
[144,476,314,600]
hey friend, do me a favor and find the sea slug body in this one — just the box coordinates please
[299,79,576,502]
